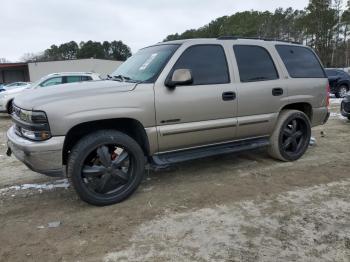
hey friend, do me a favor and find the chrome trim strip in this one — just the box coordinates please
[161,123,237,136]
[238,120,269,127]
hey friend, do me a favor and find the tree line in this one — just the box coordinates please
[165,0,350,68]
[23,40,132,62]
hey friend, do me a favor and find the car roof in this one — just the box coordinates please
[45,72,100,77]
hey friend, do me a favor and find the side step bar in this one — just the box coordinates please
[151,137,270,167]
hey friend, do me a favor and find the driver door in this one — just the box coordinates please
[154,44,238,152]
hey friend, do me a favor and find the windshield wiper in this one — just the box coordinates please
[108,74,143,84]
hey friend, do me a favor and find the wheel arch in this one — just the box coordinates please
[62,118,150,165]
[337,81,350,89]
[6,98,14,113]
[280,102,313,122]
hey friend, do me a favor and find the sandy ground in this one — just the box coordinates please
[0,99,349,262]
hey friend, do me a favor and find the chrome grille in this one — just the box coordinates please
[13,105,21,118]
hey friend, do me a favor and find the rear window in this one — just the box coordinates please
[276,45,326,78]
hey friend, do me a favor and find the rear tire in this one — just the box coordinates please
[268,110,311,162]
[335,85,348,98]
[67,130,145,206]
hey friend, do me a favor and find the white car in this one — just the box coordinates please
[3,82,31,90]
[0,72,101,114]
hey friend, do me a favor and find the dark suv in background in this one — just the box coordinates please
[325,69,350,98]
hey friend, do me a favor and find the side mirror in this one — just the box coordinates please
[165,69,193,89]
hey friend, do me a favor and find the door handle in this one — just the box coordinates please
[222,92,236,101]
[272,88,284,96]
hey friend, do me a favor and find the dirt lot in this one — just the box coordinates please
[0,99,350,262]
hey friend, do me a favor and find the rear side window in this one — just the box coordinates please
[172,45,229,85]
[81,76,93,81]
[66,76,82,83]
[233,45,279,82]
[276,45,326,78]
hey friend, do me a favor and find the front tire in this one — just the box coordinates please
[268,110,311,162]
[67,130,145,206]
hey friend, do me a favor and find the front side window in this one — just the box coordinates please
[233,45,279,83]
[276,45,326,78]
[40,77,63,87]
[171,45,229,85]
[112,44,179,83]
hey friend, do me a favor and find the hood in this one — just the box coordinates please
[14,80,137,110]
[2,86,28,95]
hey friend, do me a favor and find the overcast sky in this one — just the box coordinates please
[1,0,308,61]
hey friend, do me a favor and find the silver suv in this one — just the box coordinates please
[7,38,330,206]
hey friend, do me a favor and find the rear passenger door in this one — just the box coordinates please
[155,44,238,152]
[232,45,288,139]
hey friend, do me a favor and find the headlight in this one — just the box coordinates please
[19,109,48,123]
[12,105,51,141]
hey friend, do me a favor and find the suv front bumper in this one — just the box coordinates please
[341,98,350,118]
[6,126,65,177]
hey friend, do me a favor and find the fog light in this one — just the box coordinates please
[21,128,51,141]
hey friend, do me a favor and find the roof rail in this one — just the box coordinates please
[217,36,301,45]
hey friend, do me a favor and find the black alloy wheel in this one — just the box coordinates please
[268,110,311,162]
[82,145,132,195]
[280,118,309,159]
[68,130,145,206]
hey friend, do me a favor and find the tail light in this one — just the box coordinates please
[326,83,330,108]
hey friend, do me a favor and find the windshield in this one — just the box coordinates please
[28,77,48,89]
[111,44,179,83]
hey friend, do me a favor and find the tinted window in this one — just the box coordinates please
[338,71,349,78]
[40,77,63,87]
[81,76,93,81]
[276,45,326,78]
[66,76,82,83]
[233,45,278,82]
[326,69,338,77]
[172,45,229,85]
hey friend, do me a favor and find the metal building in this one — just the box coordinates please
[0,58,122,84]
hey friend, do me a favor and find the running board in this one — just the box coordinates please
[151,137,270,167]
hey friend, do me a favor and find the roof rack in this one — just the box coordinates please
[217,36,301,45]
